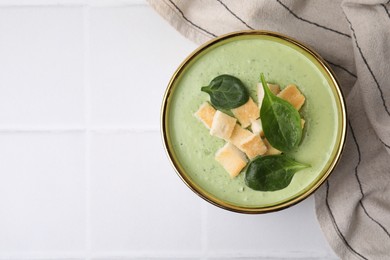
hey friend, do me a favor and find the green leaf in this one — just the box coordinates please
[245,155,310,191]
[259,73,302,151]
[201,74,249,109]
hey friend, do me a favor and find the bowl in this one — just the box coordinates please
[161,30,346,213]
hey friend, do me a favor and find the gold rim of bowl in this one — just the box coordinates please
[160,30,347,214]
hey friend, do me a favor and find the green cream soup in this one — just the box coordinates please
[166,35,341,208]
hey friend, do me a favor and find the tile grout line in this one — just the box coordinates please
[83,4,92,260]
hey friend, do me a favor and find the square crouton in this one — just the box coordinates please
[250,118,264,137]
[257,83,281,105]
[240,134,267,159]
[231,98,259,128]
[268,83,281,95]
[228,124,253,150]
[210,110,237,140]
[257,82,265,106]
[194,102,216,129]
[277,84,305,110]
[263,138,282,156]
[215,143,247,178]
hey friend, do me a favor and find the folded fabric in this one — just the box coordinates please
[147,0,390,259]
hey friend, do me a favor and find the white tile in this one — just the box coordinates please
[208,258,336,260]
[0,0,147,6]
[205,196,337,258]
[89,6,197,127]
[0,0,84,5]
[0,133,86,252]
[92,258,199,260]
[89,0,147,5]
[0,7,84,127]
[89,132,202,252]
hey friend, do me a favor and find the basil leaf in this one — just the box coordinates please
[260,73,302,151]
[245,155,310,191]
[201,74,249,109]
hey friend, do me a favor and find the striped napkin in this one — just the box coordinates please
[147,0,390,259]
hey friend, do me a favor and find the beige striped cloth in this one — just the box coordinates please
[147,0,390,259]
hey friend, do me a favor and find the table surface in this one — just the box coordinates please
[0,0,338,259]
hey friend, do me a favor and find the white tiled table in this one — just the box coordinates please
[0,1,338,259]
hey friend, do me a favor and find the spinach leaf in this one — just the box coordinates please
[201,74,249,109]
[259,73,302,151]
[245,155,310,191]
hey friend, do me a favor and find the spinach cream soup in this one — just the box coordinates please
[163,33,345,210]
